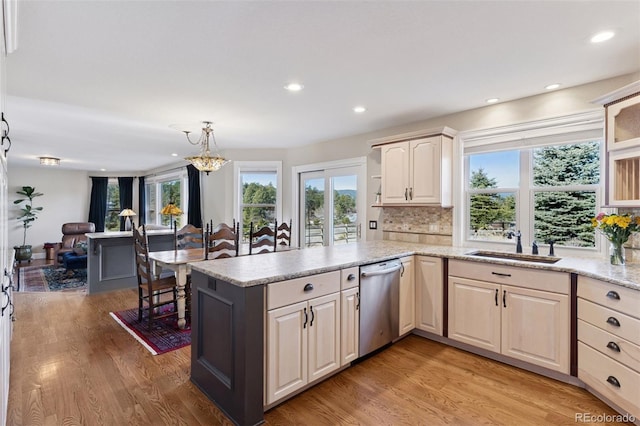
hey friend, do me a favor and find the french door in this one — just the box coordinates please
[299,165,363,248]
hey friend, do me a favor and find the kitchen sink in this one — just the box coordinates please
[465,250,561,264]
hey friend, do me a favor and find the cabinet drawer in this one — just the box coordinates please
[267,271,340,310]
[578,342,640,418]
[340,267,359,290]
[449,260,569,294]
[578,299,640,345]
[577,276,640,320]
[578,320,640,373]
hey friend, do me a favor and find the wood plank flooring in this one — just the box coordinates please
[7,289,625,425]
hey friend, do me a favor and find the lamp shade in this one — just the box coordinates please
[118,208,137,217]
[160,203,182,215]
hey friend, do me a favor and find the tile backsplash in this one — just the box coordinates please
[381,206,452,245]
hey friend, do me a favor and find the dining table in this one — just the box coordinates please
[148,248,205,329]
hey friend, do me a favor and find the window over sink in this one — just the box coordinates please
[459,111,605,256]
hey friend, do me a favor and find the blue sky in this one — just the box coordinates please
[469,151,519,188]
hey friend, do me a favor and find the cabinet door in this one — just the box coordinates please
[399,256,415,336]
[340,287,359,366]
[381,142,410,204]
[308,293,341,383]
[501,285,569,373]
[448,276,500,353]
[607,95,640,151]
[415,256,443,335]
[409,137,441,203]
[266,301,308,405]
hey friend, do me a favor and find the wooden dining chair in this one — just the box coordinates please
[133,225,178,329]
[176,224,204,249]
[249,221,276,255]
[275,219,292,250]
[206,222,240,259]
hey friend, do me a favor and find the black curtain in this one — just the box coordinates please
[138,176,146,226]
[88,177,108,232]
[118,177,134,231]
[187,165,203,228]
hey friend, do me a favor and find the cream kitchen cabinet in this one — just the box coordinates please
[340,267,359,366]
[266,271,341,405]
[448,260,570,373]
[414,256,443,336]
[577,276,640,420]
[398,256,415,336]
[593,80,640,206]
[371,126,456,207]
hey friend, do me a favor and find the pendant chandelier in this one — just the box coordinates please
[183,121,230,175]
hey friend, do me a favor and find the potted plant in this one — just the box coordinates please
[13,186,44,262]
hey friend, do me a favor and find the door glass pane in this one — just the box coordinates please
[332,175,357,245]
[303,177,324,247]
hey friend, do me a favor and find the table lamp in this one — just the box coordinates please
[119,209,137,231]
[160,203,183,230]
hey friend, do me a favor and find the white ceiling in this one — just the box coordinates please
[4,0,640,172]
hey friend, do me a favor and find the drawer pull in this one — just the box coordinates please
[606,290,620,300]
[606,341,621,352]
[606,316,620,327]
[606,376,621,388]
[491,272,511,277]
[347,273,356,281]
[303,283,314,292]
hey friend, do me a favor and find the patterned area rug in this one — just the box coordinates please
[19,266,87,292]
[110,307,191,355]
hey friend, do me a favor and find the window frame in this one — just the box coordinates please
[144,170,188,227]
[455,110,607,257]
[233,161,283,241]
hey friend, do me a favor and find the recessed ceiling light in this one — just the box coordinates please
[353,106,366,113]
[284,83,304,92]
[39,156,60,166]
[486,98,499,104]
[171,153,178,157]
[590,31,615,43]
[545,83,561,90]
[100,168,106,172]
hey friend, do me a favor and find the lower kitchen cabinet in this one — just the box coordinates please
[415,256,443,335]
[577,276,640,419]
[340,287,359,366]
[448,260,570,373]
[266,272,341,405]
[399,256,415,336]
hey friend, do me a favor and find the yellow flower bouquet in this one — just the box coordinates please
[592,213,640,265]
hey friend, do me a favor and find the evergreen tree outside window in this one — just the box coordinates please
[105,179,120,231]
[240,172,277,241]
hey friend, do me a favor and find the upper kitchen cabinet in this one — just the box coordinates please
[593,81,640,207]
[371,127,457,207]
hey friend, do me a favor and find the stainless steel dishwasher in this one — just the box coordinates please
[359,259,402,357]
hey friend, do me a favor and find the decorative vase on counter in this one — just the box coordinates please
[609,241,625,265]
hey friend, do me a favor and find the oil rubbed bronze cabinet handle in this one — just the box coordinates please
[303,283,314,292]
[347,273,356,281]
[495,289,498,306]
[491,272,511,277]
[404,188,409,201]
[303,308,308,328]
[606,290,620,300]
[606,316,621,327]
[606,376,621,388]
[503,290,507,308]
[356,292,360,310]
[310,306,315,327]
[606,341,621,352]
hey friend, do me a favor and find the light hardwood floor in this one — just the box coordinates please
[8,289,625,425]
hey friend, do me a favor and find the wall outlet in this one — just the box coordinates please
[369,220,377,230]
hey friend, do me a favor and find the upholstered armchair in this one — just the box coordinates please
[54,222,95,265]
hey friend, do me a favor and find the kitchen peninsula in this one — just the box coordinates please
[85,229,175,293]
[188,240,640,426]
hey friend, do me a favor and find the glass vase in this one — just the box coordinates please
[610,241,625,265]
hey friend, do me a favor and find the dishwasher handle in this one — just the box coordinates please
[360,264,402,277]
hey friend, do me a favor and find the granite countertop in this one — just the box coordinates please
[189,240,640,291]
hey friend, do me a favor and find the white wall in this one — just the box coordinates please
[7,166,90,254]
[7,72,639,250]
